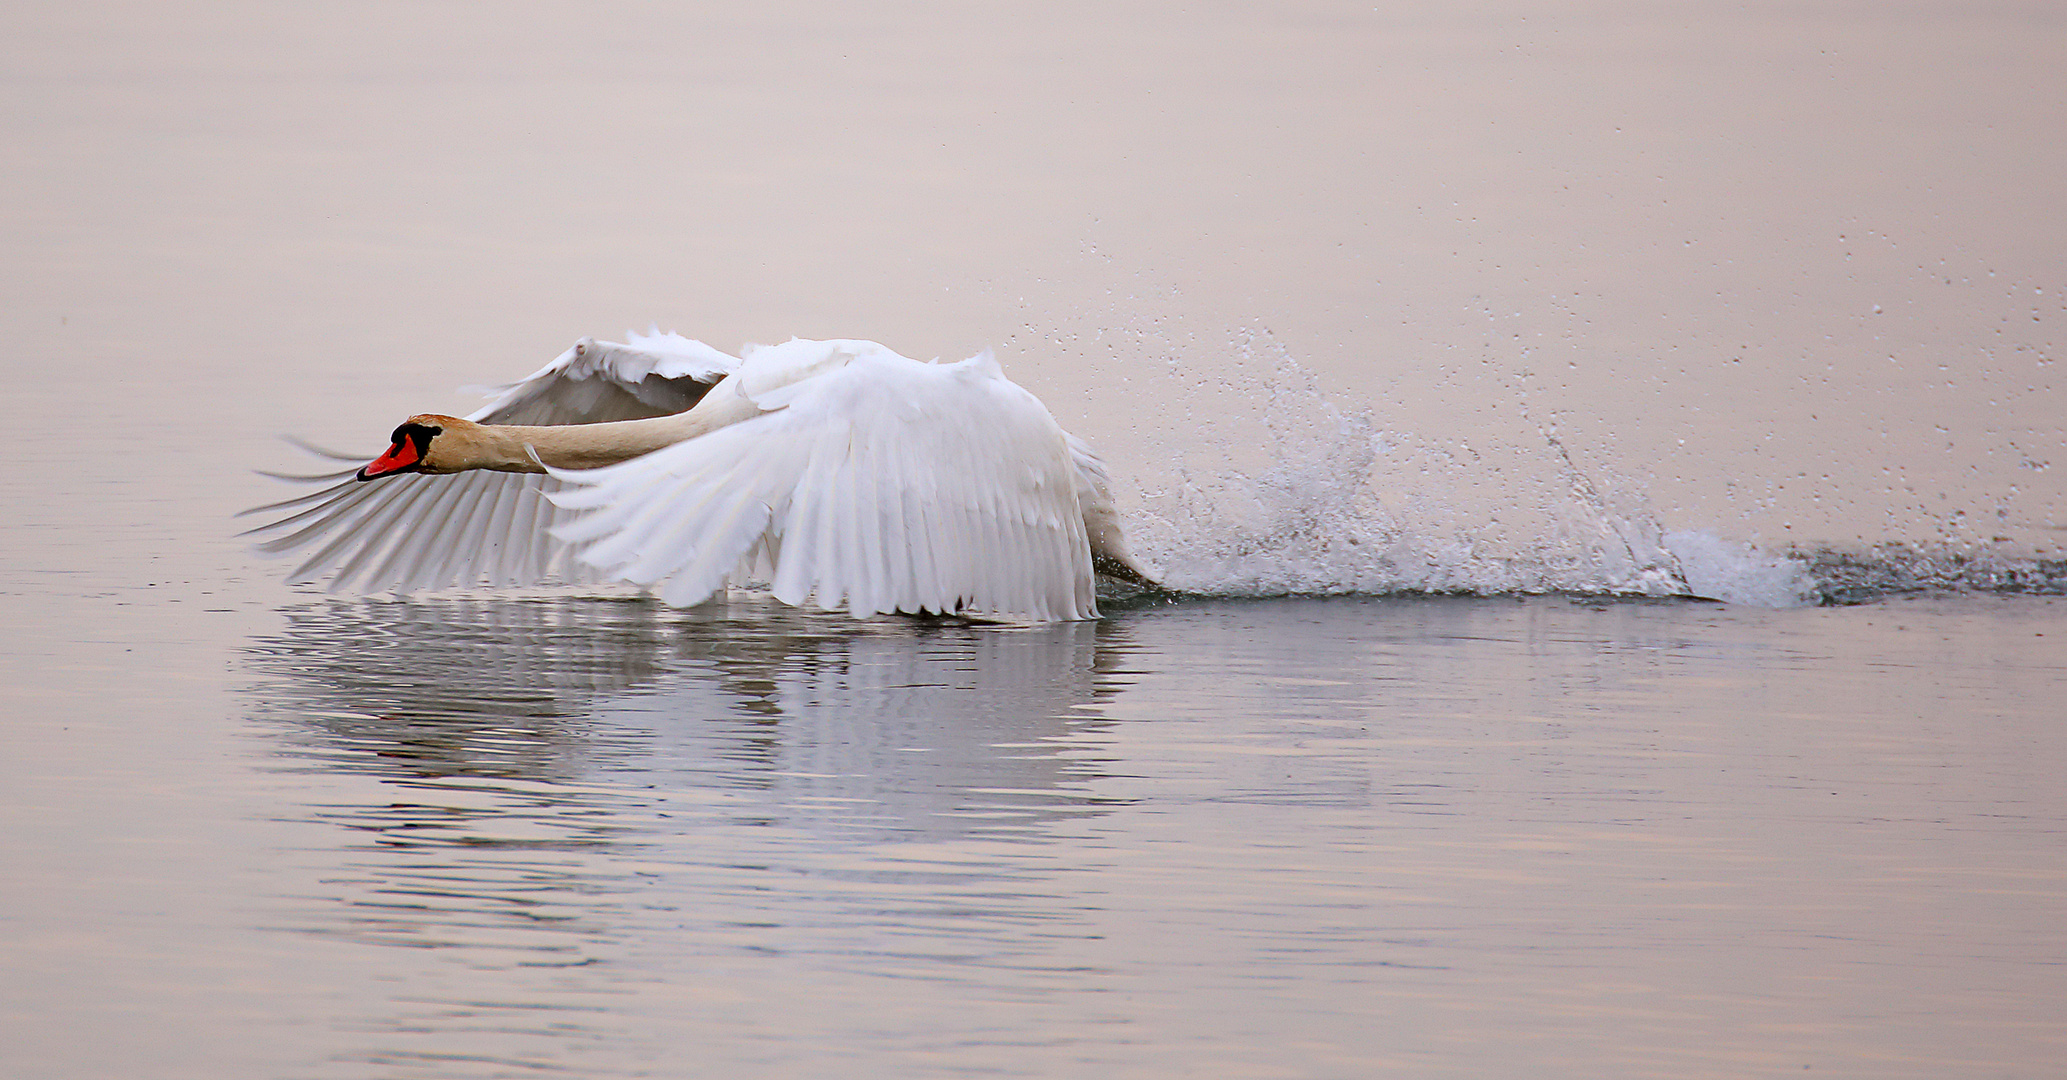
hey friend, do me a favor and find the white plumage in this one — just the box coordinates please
[244,332,1151,621]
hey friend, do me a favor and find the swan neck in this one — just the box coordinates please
[484,414,705,472]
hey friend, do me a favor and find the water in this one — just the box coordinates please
[11,594,2064,1078]
[5,1,2066,1077]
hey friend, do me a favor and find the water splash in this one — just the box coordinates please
[1112,333,2060,608]
[1120,331,1698,598]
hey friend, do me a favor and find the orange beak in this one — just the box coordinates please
[356,438,422,480]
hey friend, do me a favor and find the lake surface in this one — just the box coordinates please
[7,592,2065,1078]
[4,2,2065,1078]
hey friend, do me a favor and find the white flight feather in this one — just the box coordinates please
[543,345,1097,620]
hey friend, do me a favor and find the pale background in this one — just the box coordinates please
[7,0,2061,585]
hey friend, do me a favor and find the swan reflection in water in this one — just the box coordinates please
[241,595,1149,1070]
[246,591,1141,833]
[243,593,1142,956]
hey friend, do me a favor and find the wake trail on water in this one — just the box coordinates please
[1107,334,2063,608]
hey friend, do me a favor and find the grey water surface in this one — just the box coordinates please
[5,2,2066,1078]
[14,592,2067,1079]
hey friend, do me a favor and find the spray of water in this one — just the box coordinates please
[1100,330,2056,607]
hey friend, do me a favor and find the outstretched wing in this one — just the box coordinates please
[241,466,606,592]
[468,328,736,425]
[545,347,1099,621]
[241,330,739,593]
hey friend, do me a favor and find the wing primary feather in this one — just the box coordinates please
[790,441,832,610]
[569,470,708,575]
[554,433,745,579]
[902,471,939,615]
[413,476,484,591]
[789,448,832,609]
[610,479,734,583]
[988,504,1021,612]
[877,434,911,616]
[248,465,363,489]
[827,438,866,613]
[1042,510,1073,618]
[429,467,508,590]
[1016,515,1042,620]
[839,431,872,615]
[879,436,916,616]
[246,478,383,551]
[380,477,470,592]
[501,475,569,587]
[551,457,695,546]
[525,476,567,583]
[484,471,533,587]
[274,478,423,577]
[653,487,772,605]
[474,469,524,586]
[329,474,449,591]
[944,494,979,615]
[1000,511,1030,619]
[465,470,530,587]
[670,452,791,589]
[769,456,819,608]
[996,459,1029,616]
[296,477,425,588]
[919,426,961,612]
[968,429,1011,614]
[850,428,890,616]
[519,476,556,583]
[868,436,902,617]
[965,496,994,614]
[423,471,516,590]
[611,470,735,573]
[754,528,783,583]
[808,442,849,611]
[878,434,919,614]
[497,474,544,585]
[1049,518,1078,621]
[540,469,627,513]
[367,473,498,592]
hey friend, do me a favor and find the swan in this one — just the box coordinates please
[244,330,1156,621]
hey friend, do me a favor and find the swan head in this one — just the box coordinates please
[356,414,485,480]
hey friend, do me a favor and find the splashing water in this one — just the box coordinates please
[1109,333,2059,608]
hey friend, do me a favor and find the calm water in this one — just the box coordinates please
[9,593,2067,1079]
[5,1,2066,1077]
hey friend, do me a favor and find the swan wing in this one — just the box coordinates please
[240,467,610,593]
[546,348,1099,621]
[469,328,739,425]
[242,330,738,592]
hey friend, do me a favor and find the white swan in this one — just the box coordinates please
[244,330,1155,621]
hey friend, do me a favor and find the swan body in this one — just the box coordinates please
[245,331,1153,621]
